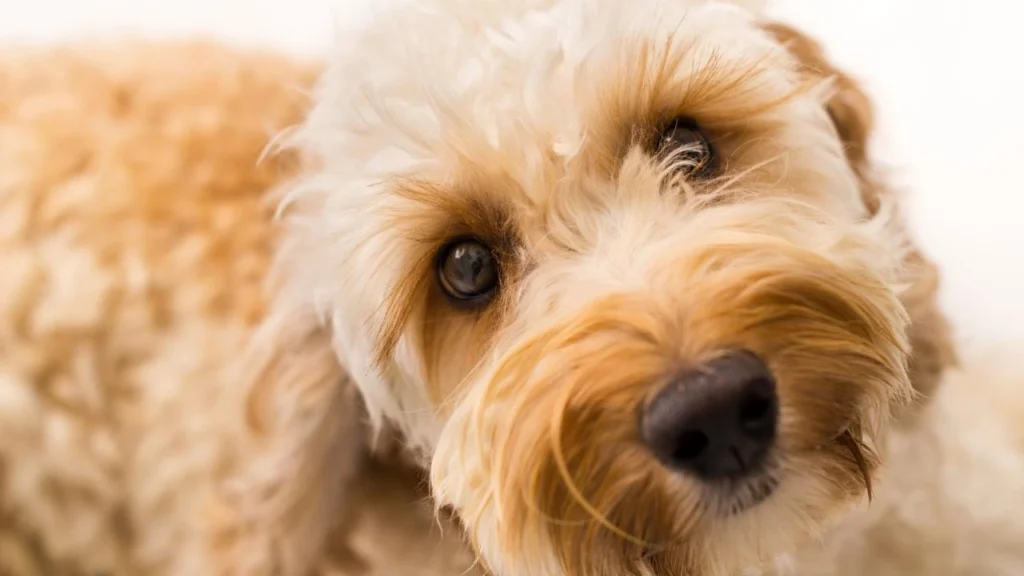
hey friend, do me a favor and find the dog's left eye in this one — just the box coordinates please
[436,238,499,304]
[655,118,717,179]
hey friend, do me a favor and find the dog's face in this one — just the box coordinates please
[262,0,941,573]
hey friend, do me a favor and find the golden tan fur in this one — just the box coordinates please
[0,3,1022,576]
[0,41,305,575]
[0,41,363,576]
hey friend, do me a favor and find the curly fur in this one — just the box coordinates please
[0,1,1021,575]
[0,41,364,576]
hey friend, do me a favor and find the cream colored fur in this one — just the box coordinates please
[0,0,1022,575]
[775,346,1024,576]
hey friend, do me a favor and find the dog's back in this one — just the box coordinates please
[0,41,317,576]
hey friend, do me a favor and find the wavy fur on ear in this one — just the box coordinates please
[761,21,957,403]
[205,306,368,575]
[759,22,874,187]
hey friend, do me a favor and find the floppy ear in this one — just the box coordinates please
[762,21,957,404]
[760,23,876,200]
[205,306,368,575]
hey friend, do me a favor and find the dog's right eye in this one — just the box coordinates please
[436,238,499,304]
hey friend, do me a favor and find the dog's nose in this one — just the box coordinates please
[641,350,778,480]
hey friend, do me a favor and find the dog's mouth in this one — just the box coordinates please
[743,474,778,507]
[704,467,780,517]
[726,474,779,515]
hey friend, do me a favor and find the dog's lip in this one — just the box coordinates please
[730,474,779,514]
[749,476,778,504]
[709,467,780,516]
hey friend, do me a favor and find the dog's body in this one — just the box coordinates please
[0,42,326,576]
[1,1,1023,575]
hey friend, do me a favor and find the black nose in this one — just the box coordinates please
[641,350,778,480]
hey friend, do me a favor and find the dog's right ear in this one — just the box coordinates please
[206,307,368,574]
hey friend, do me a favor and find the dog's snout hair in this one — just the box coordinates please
[429,195,913,575]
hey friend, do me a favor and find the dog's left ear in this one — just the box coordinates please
[762,21,958,406]
[761,22,877,206]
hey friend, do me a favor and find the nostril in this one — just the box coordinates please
[738,385,775,432]
[672,429,709,462]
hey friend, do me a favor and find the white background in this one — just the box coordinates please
[2,0,1022,348]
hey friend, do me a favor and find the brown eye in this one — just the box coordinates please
[656,117,717,178]
[436,238,499,304]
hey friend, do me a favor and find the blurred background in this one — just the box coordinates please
[3,0,1022,347]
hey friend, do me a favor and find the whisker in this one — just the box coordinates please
[548,390,654,548]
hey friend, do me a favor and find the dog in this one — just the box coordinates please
[1,0,1023,575]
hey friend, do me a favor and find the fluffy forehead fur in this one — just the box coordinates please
[267,0,931,574]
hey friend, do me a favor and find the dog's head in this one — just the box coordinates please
[256,0,954,573]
